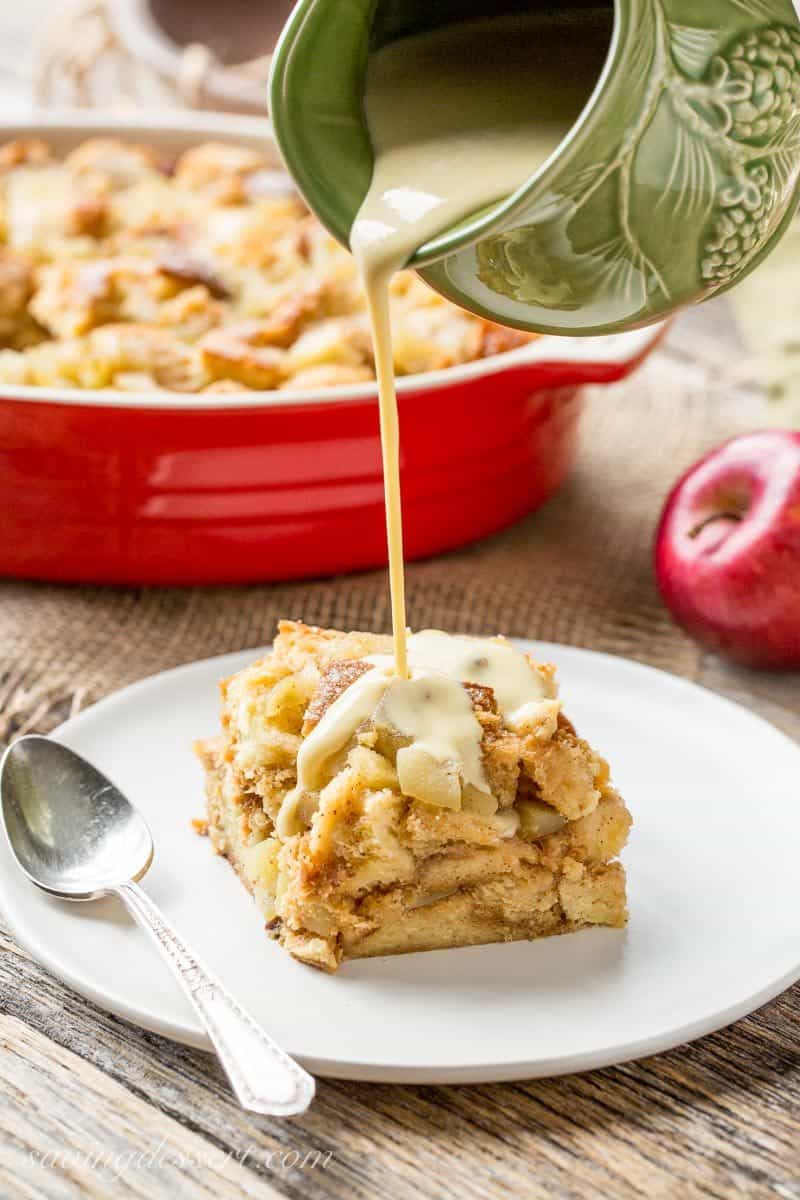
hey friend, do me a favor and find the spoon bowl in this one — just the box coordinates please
[0,735,153,900]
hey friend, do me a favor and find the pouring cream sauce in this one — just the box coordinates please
[279,12,610,835]
[351,10,610,678]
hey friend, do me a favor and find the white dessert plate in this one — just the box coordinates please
[1,642,799,1084]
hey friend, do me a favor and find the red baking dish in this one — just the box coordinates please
[0,113,665,586]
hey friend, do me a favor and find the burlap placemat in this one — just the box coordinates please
[0,344,762,743]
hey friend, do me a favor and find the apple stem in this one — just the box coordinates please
[687,512,743,540]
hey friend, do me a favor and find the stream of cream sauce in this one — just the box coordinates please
[351,10,609,678]
[279,12,609,833]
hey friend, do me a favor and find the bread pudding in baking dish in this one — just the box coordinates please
[196,622,631,972]
[0,137,534,394]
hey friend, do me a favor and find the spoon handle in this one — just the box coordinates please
[115,880,315,1116]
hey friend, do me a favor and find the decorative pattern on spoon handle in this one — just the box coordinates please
[115,880,315,1116]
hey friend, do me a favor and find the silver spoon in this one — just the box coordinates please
[0,734,315,1117]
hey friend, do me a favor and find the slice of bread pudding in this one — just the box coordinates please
[196,621,631,972]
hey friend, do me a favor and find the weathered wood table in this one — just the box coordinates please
[1,321,798,1198]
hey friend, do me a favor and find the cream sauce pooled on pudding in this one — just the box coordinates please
[276,667,392,836]
[406,631,552,730]
[380,671,488,799]
[351,11,610,678]
[276,633,558,837]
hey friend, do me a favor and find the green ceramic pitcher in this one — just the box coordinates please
[270,0,800,336]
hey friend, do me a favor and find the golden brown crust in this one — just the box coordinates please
[0,139,52,171]
[520,721,607,821]
[0,248,36,348]
[0,137,538,394]
[198,621,631,972]
[303,659,374,733]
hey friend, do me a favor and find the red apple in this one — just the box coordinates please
[655,430,800,669]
